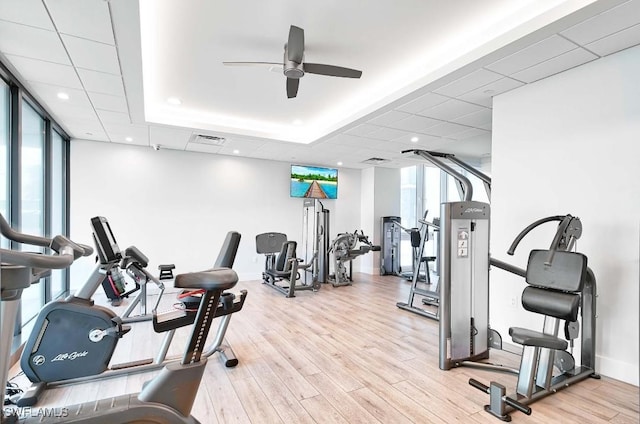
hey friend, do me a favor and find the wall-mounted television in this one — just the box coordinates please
[290,164,338,199]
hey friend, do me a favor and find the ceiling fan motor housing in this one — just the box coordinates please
[284,49,304,78]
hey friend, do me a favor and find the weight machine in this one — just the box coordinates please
[402,149,505,371]
[395,212,441,320]
[469,214,599,421]
[302,198,330,284]
[328,230,380,286]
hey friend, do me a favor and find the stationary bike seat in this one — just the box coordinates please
[175,268,238,291]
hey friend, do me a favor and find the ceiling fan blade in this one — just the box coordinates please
[304,63,362,78]
[286,77,299,99]
[223,61,281,68]
[287,25,304,63]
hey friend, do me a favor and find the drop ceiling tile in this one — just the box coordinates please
[149,126,193,150]
[511,48,597,83]
[5,54,82,89]
[61,34,121,75]
[367,110,412,126]
[46,0,114,44]
[0,0,54,30]
[311,141,359,154]
[585,23,640,57]
[434,69,503,98]
[105,124,148,141]
[366,127,408,141]
[88,92,128,113]
[422,122,471,137]
[387,115,440,133]
[78,69,125,96]
[71,132,109,142]
[26,81,92,108]
[368,140,404,152]
[64,117,107,140]
[457,77,524,107]
[344,124,380,137]
[447,128,490,141]
[392,133,444,145]
[218,137,267,153]
[452,109,492,128]
[324,134,377,148]
[98,110,130,126]
[54,104,100,121]
[486,35,576,75]
[395,92,449,114]
[560,0,640,46]
[185,143,223,154]
[418,99,486,121]
[108,129,149,146]
[0,21,70,65]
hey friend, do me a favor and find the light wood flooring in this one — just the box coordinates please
[9,273,639,423]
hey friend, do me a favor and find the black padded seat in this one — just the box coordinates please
[509,327,568,350]
[124,246,149,267]
[175,268,238,291]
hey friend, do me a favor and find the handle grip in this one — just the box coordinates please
[469,378,488,392]
[504,397,532,415]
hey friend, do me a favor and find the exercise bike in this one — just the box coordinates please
[14,216,246,407]
[1,212,240,423]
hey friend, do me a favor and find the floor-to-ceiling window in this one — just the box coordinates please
[0,79,9,247]
[400,160,491,274]
[50,130,67,299]
[20,102,46,324]
[1,61,70,335]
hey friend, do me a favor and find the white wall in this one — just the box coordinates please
[491,45,640,385]
[359,167,401,274]
[69,140,361,284]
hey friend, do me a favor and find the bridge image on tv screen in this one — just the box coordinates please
[290,165,338,199]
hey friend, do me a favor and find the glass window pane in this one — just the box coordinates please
[50,130,66,298]
[21,101,45,324]
[400,166,417,271]
[423,166,441,258]
[0,79,9,248]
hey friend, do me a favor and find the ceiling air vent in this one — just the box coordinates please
[190,134,227,146]
[361,157,389,164]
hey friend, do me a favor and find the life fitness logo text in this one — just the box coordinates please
[463,208,484,214]
[33,352,89,366]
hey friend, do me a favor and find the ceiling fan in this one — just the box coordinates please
[223,25,362,99]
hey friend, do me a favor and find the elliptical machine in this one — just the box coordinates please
[1,212,241,423]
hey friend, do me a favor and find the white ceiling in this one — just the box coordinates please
[1,0,639,169]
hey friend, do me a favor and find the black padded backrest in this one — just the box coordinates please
[522,249,587,321]
[409,229,421,247]
[256,232,287,254]
[213,231,242,268]
[526,250,587,292]
[274,241,297,272]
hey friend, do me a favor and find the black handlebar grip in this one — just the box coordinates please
[504,397,532,415]
[468,378,489,393]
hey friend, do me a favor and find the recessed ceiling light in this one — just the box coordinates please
[483,89,495,95]
[337,161,343,166]
[125,137,133,142]
[410,136,419,143]
[292,119,303,126]
[57,92,69,100]
[233,149,240,154]
[167,97,182,105]
[86,132,93,136]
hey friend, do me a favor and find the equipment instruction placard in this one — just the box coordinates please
[457,228,469,257]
